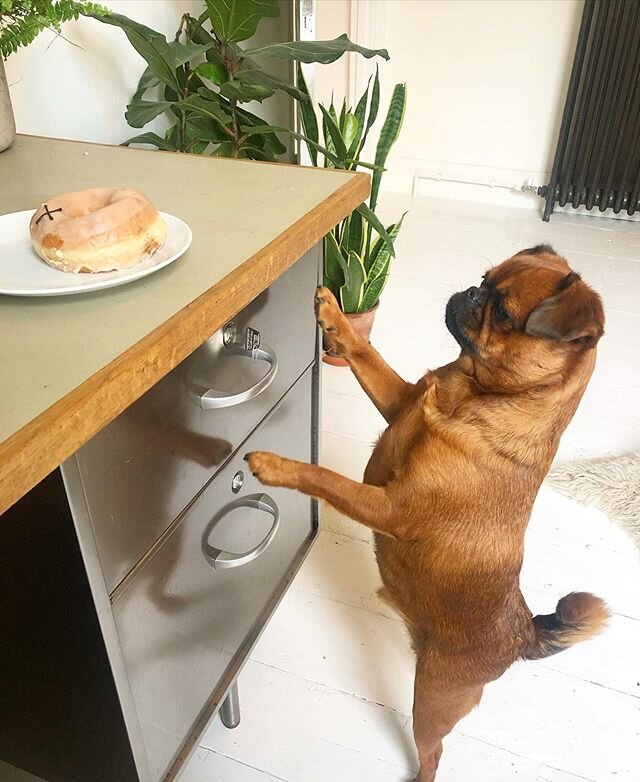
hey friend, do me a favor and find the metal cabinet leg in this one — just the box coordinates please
[220,682,240,729]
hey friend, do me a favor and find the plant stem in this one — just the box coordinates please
[220,43,242,158]
[175,15,191,152]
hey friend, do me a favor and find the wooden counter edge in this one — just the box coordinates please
[0,170,370,516]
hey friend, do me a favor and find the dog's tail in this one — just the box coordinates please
[523,592,610,661]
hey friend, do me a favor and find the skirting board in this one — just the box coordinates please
[383,156,640,221]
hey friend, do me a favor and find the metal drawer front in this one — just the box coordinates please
[111,369,314,782]
[73,246,319,593]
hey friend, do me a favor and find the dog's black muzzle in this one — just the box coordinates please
[445,287,488,353]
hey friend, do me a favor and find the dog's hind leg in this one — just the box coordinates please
[315,287,414,422]
[411,654,484,782]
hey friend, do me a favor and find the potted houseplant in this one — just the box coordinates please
[87,2,389,161]
[297,66,407,365]
[0,0,104,151]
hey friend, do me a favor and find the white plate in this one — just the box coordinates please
[0,210,192,297]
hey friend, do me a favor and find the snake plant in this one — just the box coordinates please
[298,65,407,314]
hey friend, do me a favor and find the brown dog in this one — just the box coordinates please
[246,244,609,781]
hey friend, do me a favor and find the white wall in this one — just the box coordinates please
[4,1,293,151]
[314,0,352,108]
[316,0,584,206]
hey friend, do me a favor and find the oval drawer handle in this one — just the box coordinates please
[188,344,278,410]
[202,493,280,570]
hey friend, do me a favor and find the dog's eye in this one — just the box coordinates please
[494,301,510,323]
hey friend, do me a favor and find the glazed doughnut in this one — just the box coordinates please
[29,187,167,273]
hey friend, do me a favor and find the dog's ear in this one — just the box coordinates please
[525,272,604,347]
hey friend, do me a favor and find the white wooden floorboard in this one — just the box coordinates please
[527,599,640,698]
[251,587,415,714]
[199,660,417,782]
[461,664,640,781]
[520,527,640,621]
[529,486,636,554]
[180,747,285,782]
[293,528,388,617]
[197,661,599,782]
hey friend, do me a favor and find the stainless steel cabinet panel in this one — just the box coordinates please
[73,246,319,593]
[111,369,314,782]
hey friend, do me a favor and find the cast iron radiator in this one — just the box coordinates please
[540,0,640,221]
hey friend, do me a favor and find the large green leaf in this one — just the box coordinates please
[186,15,231,71]
[342,113,359,157]
[244,34,389,64]
[186,13,215,44]
[242,124,344,167]
[164,83,180,107]
[96,16,211,95]
[233,107,283,152]
[132,66,160,101]
[296,63,318,165]
[361,65,380,154]
[235,67,306,101]
[186,115,229,144]
[90,13,181,92]
[321,113,336,169]
[125,99,174,128]
[370,82,407,211]
[205,0,280,43]
[324,231,346,291]
[357,203,396,259]
[346,76,370,160]
[220,80,275,102]
[345,210,363,256]
[189,140,211,155]
[236,107,287,155]
[196,61,228,86]
[319,105,347,163]
[125,30,180,91]
[86,11,165,41]
[340,251,367,313]
[366,213,407,280]
[239,144,274,161]
[358,213,407,311]
[212,141,235,157]
[181,93,233,126]
[243,130,281,160]
[360,273,389,312]
[122,132,176,151]
[174,40,214,66]
[338,98,347,132]
[365,212,407,280]
[165,124,180,147]
[239,123,283,136]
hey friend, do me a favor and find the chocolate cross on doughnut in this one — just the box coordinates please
[34,204,63,225]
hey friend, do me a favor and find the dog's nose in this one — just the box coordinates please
[466,286,487,305]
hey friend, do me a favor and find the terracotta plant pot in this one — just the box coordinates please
[0,59,16,153]
[322,302,379,367]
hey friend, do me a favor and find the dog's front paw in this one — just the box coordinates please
[245,451,292,487]
[315,286,350,355]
